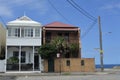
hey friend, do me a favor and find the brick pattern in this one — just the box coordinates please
[44,58,95,72]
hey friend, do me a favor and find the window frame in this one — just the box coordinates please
[21,51,26,63]
[35,28,40,37]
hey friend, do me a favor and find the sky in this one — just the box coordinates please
[0,0,120,64]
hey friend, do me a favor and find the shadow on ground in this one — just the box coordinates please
[0,76,16,80]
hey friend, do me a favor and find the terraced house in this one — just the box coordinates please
[1,15,95,73]
[42,22,95,72]
[5,15,43,73]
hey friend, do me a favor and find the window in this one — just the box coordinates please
[13,51,19,58]
[25,28,33,37]
[35,28,40,37]
[21,28,33,37]
[21,28,24,37]
[57,33,62,36]
[8,28,12,36]
[21,51,26,63]
[66,60,70,66]
[64,33,69,41]
[81,60,84,66]
[46,32,51,43]
[8,28,20,37]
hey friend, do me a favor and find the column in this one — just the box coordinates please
[78,28,81,58]
[39,55,41,72]
[19,46,21,71]
[33,46,34,71]
[43,27,46,44]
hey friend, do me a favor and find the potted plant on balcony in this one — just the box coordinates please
[7,57,19,70]
[7,57,19,64]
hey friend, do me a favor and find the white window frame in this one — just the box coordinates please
[21,28,33,37]
[8,27,20,37]
[35,28,40,37]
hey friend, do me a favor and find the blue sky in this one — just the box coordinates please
[0,0,120,64]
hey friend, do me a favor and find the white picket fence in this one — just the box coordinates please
[0,60,5,72]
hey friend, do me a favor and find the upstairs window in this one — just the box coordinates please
[21,28,33,37]
[8,28,20,37]
[46,32,51,43]
[35,28,40,37]
[64,33,69,41]
[24,28,33,37]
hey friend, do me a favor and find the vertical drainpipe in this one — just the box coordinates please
[43,27,46,44]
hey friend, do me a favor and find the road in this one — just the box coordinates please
[16,74,120,80]
[0,69,120,80]
[0,74,120,80]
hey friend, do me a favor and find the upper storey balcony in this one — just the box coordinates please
[6,15,42,46]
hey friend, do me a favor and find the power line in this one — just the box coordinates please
[70,0,96,21]
[67,0,96,21]
[67,0,97,38]
[81,19,97,39]
[47,0,71,23]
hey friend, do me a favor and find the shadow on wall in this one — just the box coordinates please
[0,46,5,60]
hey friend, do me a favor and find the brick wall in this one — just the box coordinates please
[44,58,95,72]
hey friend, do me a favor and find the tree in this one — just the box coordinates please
[51,36,65,49]
[51,36,65,56]
[69,43,79,58]
[38,44,57,59]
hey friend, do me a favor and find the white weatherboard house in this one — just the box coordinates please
[6,15,42,73]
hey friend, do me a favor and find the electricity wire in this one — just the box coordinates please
[67,0,97,38]
[47,0,71,23]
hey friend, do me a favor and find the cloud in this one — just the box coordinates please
[27,0,49,15]
[101,3,120,10]
[0,0,49,17]
[0,5,13,17]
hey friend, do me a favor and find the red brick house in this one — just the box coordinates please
[42,21,95,72]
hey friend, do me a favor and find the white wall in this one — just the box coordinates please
[7,38,41,46]
[0,60,5,72]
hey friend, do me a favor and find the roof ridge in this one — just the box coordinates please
[16,15,32,21]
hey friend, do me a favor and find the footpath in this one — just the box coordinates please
[0,69,120,77]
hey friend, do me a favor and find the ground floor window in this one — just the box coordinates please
[21,51,26,63]
[6,46,41,71]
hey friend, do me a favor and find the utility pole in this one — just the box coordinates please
[98,16,104,72]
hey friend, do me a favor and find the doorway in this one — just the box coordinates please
[48,59,54,72]
[34,54,39,70]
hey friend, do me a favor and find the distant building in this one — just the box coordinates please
[0,23,6,59]
[5,16,42,72]
[42,22,95,72]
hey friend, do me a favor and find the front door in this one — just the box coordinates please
[34,54,39,70]
[48,59,54,72]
